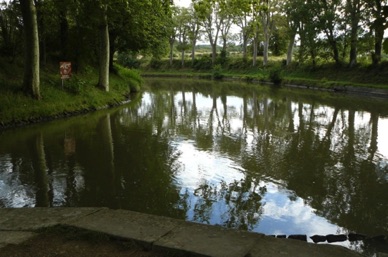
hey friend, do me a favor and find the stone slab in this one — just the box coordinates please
[64,209,181,248]
[0,208,103,230]
[0,231,37,249]
[154,222,264,257]
[249,236,363,257]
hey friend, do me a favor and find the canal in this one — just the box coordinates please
[1,78,387,255]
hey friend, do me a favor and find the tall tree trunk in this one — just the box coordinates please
[262,14,270,66]
[20,0,40,99]
[169,37,174,66]
[35,0,46,67]
[181,48,185,67]
[325,29,340,65]
[191,38,196,64]
[98,5,109,92]
[242,33,248,61]
[252,25,258,67]
[348,0,360,68]
[286,30,296,65]
[372,17,384,65]
[211,42,217,65]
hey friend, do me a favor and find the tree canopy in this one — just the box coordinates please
[0,0,387,99]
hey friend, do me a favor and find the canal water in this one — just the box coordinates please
[1,78,387,255]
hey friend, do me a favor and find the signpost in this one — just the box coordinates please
[60,62,71,89]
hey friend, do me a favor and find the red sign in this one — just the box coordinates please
[60,62,72,79]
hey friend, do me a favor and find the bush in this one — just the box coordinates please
[149,58,163,69]
[212,64,224,80]
[64,75,86,94]
[269,68,283,85]
[117,52,141,68]
[192,56,212,71]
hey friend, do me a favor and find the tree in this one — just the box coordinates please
[258,0,278,66]
[98,2,109,92]
[316,0,342,65]
[251,1,261,66]
[188,4,202,64]
[218,0,235,53]
[232,0,252,61]
[283,0,300,65]
[168,7,178,66]
[346,0,364,67]
[194,0,222,65]
[175,7,191,67]
[0,1,22,61]
[296,0,320,66]
[19,0,40,99]
[366,0,388,65]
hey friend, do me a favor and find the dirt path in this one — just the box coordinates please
[0,228,171,257]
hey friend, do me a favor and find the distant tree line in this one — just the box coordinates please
[169,0,388,67]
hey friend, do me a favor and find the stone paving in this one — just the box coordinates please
[0,207,366,257]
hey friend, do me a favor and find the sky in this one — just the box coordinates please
[174,0,191,7]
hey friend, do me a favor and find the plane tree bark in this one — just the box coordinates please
[20,0,40,99]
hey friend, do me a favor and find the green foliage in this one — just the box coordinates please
[383,39,388,55]
[268,67,283,85]
[212,64,224,80]
[193,55,213,71]
[115,64,143,92]
[64,76,87,95]
[149,58,164,69]
[117,52,141,69]
[0,66,133,126]
[217,50,229,66]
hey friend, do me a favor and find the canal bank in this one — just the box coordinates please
[0,207,368,257]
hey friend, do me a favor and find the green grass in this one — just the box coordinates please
[140,57,388,90]
[0,63,142,127]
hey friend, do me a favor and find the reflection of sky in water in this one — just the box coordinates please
[174,140,352,248]
[378,118,388,159]
[170,92,384,251]
[2,89,386,255]
[0,155,35,208]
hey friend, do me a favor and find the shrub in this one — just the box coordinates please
[269,68,283,85]
[117,52,141,69]
[64,75,86,94]
[212,64,224,80]
[149,58,163,69]
[192,56,212,71]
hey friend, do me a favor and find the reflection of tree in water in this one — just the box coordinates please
[0,79,387,255]
[191,179,266,231]
[146,80,387,242]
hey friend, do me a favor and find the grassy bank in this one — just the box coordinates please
[2,57,388,129]
[0,61,142,128]
[139,58,388,90]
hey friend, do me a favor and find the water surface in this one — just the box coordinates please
[1,78,387,255]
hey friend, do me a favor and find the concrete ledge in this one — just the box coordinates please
[0,207,104,230]
[0,208,364,257]
[0,231,38,248]
[63,209,182,249]
[154,222,264,257]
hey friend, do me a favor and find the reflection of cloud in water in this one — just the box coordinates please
[378,118,388,159]
[254,182,352,247]
[174,141,352,247]
[175,140,245,189]
[0,155,35,208]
